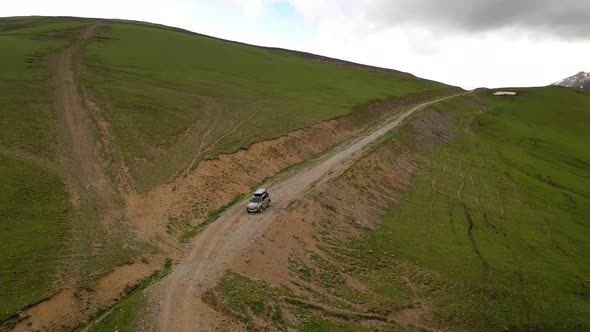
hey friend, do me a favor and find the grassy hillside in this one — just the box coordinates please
[0,155,68,322]
[0,17,88,322]
[0,17,86,158]
[1,16,453,327]
[375,86,590,329]
[209,87,590,331]
[82,21,448,190]
[340,87,590,329]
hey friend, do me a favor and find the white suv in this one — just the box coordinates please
[246,188,271,213]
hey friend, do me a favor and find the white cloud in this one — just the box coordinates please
[221,0,279,18]
[238,0,590,88]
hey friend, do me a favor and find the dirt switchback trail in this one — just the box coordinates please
[156,92,466,331]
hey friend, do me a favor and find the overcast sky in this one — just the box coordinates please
[4,0,590,88]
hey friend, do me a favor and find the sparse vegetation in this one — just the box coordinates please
[289,257,312,281]
[215,270,415,331]
[298,315,382,332]
[217,270,292,327]
[86,290,143,332]
[180,193,247,242]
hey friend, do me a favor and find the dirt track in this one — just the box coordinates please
[156,93,464,331]
[55,22,121,223]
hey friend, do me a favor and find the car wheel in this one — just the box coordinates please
[268,200,271,207]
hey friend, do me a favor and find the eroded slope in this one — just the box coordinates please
[208,87,590,331]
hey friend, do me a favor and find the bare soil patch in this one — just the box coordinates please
[13,256,164,332]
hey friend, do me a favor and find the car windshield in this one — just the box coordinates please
[250,197,262,203]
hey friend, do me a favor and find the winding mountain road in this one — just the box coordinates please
[156,92,465,331]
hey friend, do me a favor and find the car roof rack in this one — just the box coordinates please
[254,188,268,195]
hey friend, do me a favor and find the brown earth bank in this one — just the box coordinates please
[4,19,459,331]
[204,109,452,331]
[11,256,165,332]
[127,88,460,252]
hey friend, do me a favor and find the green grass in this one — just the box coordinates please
[0,17,89,159]
[86,290,144,332]
[0,16,448,325]
[84,258,172,332]
[288,257,312,281]
[350,87,590,330]
[0,17,90,323]
[217,270,293,328]
[216,270,414,331]
[298,315,399,332]
[82,21,448,190]
[212,87,590,331]
[0,153,68,322]
[0,17,145,325]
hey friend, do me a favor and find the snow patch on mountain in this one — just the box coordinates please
[553,71,590,91]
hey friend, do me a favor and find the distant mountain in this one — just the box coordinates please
[553,71,590,90]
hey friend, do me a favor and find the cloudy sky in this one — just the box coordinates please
[4,0,590,88]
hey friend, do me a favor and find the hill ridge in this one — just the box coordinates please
[553,70,590,90]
